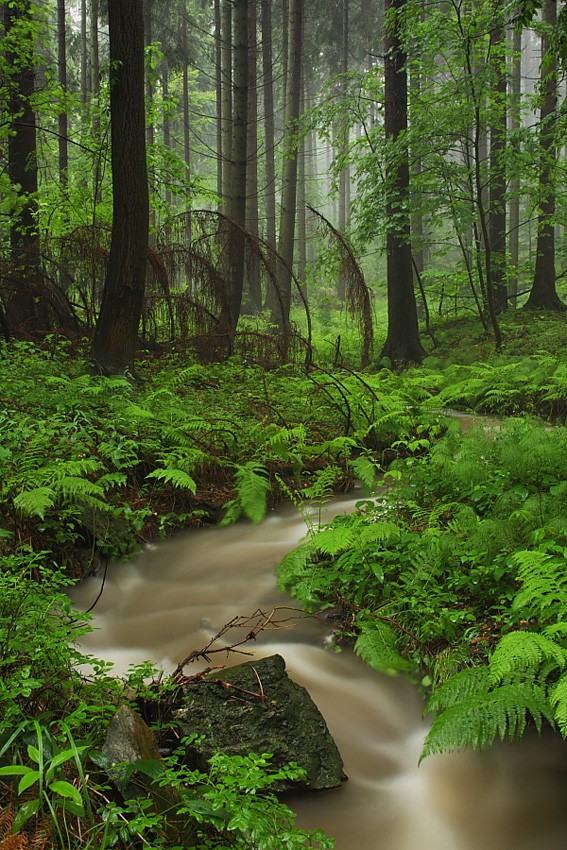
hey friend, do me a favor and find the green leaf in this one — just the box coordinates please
[49,779,84,806]
[12,799,40,833]
[146,467,197,493]
[18,769,40,794]
[13,487,56,519]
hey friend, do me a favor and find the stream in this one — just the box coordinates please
[70,494,567,849]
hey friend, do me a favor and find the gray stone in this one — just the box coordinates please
[173,654,347,791]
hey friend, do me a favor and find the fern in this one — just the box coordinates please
[145,467,197,493]
[511,550,567,621]
[488,631,567,685]
[222,461,270,525]
[422,681,552,760]
[549,674,567,734]
[13,487,56,520]
[355,618,412,675]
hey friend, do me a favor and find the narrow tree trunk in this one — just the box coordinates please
[274,0,303,330]
[182,18,193,269]
[246,0,261,312]
[380,0,425,366]
[3,0,46,333]
[508,26,522,309]
[80,0,88,104]
[525,0,566,311]
[220,0,233,214]
[488,14,508,314]
[214,0,223,207]
[261,0,277,254]
[57,0,68,188]
[93,0,149,374]
[224,0,249,331]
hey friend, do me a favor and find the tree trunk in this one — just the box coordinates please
[380,0,426,366]
[274,0,303,330]
[3,0,47,333]
[92,0,149,374]
[214,0,223,207]
[224,0,249,331]
[525,0,566,311]
[182,19,192,270]
[57,0,68,188]
[488,14,507,314]
[261,0,277,256]
[246,0,261,312]
[508,26,522,309]
[220,0,233,215]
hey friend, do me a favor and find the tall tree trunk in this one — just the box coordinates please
[214,0,223,207]
[508,26,522,309]
[90,0,102,202]
[274,0,303,330]
[57,0,68,188]
[261,0,277,311]
[3,0,46,333]
[144,0,156,243]
[182,18,193,272]
[488,11,507,314]
[224,0,249,331]
[525,0,566,311]
[81,0,88,104]
[220,0,233,214]
[93,0,149,374]
[246,0,261,312]
[380,0,425,365]
[336,0,350,300]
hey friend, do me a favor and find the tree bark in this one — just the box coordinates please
[274,0,303,330]
[488,13,507,314]
[224,0,249,331]
[525,0,566,311]
[3,0,46,333]
[380,0,426,366]
[57,0,68,188]
[92,0,149,374]
[246,0,261,312]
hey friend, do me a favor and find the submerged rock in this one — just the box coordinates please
[173,653,347,791]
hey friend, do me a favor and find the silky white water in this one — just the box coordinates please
[70,497,567,849]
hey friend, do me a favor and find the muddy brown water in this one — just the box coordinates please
[70,493,567,849]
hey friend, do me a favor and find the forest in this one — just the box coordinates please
[0,0,566,847]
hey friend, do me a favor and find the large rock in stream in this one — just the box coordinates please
[174,654,347,791]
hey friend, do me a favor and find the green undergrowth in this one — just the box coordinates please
[0,553,333,849]
[278,417,567,757]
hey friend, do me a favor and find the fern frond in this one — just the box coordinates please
[422,682,551,760]
[349,453,381,491]
[549,674,567,734]
[359,520,401,545]
[13,487,56,519]
[425,666,490,713]
[233,461,270,524]
[511,550,567,620]
[312,524,355,555]
[145,467,197,493]
[488,631,566,685]
[355,619,412,675]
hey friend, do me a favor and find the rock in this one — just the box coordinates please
[101,705,197,845]
[173,654,347,791]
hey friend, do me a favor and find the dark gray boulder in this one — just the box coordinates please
[173,653,347,791]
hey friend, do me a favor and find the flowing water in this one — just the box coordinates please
[70,495,567,849]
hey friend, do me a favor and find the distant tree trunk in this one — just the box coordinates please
[297,76,307,290]
[93,0,149,374]
[3,0,47,333]
[144,0,156,242]
[57,0,68,188]
[508,26,522,309]
[274,0,303,329]
[224,0,249,331]
[488,13,507,314]
[220,0,233,214]
[380,0,425,365]
[336,0,350,301]
[246,0,261,312]
[214,0,223,206]
[80,0,88,103]
[525,0,566,311]
[261,0,277,310]
[182,19,193,264]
